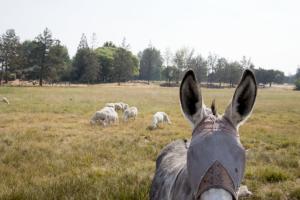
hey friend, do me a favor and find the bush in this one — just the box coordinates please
[295,79,300,90]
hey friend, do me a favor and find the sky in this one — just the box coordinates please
[0,0,299,75]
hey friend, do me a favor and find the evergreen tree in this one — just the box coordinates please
[0,29,20,84]
[139,47,163,83]
[77,34,89,50]
[71,48,100,83]
[35,28,54,86]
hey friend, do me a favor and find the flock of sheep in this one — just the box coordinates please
[90,102,171,129]
[1,96,171,129]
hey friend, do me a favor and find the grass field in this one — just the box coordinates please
[0,85,299,200]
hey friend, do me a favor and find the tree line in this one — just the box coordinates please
[0,28,296,87]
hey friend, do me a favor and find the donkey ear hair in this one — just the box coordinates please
[180,70,203,125]
[225,69,257,128]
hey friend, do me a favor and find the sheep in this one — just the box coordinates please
[114,103,123,111]
[90,106,118,126]
[105,103,116,109]
[151,112,171,129]
[123,106,138,121]
[120,102,129,111]
[1,97,9,104]
[105,102,129,112]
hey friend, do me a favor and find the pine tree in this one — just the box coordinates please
[77,34,89,50]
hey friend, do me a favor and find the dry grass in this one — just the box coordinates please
[0,85,299,200]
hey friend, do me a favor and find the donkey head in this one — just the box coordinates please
[180,70,257,200]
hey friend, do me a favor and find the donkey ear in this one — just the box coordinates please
[180,70,204,126]
[224,69,257,128]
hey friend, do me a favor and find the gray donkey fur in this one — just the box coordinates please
[150,69,257,200]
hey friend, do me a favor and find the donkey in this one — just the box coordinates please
[150,69,257,200]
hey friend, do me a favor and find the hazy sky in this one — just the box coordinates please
[0,0,299,74]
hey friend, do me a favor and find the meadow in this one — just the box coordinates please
[0,84,299,200]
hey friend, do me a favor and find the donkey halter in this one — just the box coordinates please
[191,116,242,200]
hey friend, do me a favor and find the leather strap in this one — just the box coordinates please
[196,161,237,200]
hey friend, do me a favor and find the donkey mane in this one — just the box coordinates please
[210,99,217,116]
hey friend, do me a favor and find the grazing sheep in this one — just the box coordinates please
[1,97,9,104]
[119,102,129,111]
[105,103,116,109]
[90,107,118,126]
[105,102,129,112]
[123,106,138,121]
[114,103,123,111]
[151,112,171,129]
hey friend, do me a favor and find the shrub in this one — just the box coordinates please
[295,79,300,90]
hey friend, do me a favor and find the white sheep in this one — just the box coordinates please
[105,102,127,112]
[114,103,123,111]
[151,112,171,129]
[105,103,116,109]
[123,106,138,121]
[1,97,9,104]
[90,106,118,126]
[117,102,129,111]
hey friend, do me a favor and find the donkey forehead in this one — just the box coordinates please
[187,131,246,194]
[192,111,236,136]
[187,115,246,196]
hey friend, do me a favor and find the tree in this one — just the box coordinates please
[90,33,97,50]
[163,48,173,67]
[190,55,207,83]
[139,47,163,83]
[46,42,70,82]
[0,29,20,84]
[295,68,300,90]
[35,28,54,86]
[295,67,300,80]
[113,48,138,85]
[161,66,180,85]
[19,38,70,84]
[255,68,285,87]
[273,70,285,84]
[240,56,252,69]
[77,33,89,50]
[173,47,194,70]
[95,45,118,82]
[207,53,218,85]
[71,48,100,83]
[121,37,130,50]
[172,47,194,83]
[103,41,116,48]
[18,40,41,80]
[226,61,243,87]
[214,57,228,86]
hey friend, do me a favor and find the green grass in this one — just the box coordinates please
[0,85,299,199]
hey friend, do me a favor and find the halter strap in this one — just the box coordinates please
[195,161,237,200]
[192,116,238,137]
[191,116,239,199]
